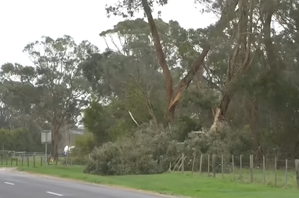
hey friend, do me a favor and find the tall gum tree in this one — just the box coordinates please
[1,35,97,159]
[207,0,261,133]
[106,0,238,123]
[98,18,202,126]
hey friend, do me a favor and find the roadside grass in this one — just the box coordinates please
[1,158,299,198]
[2,165,295,198]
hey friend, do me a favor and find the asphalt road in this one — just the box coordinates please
[0,168,170,198]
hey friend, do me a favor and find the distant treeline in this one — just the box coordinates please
[0,128,43,152]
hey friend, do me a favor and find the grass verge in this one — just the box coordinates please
[10,165,298,198]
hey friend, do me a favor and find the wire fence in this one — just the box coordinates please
[2,150,299,189]
[170,153,299,189]
[0,150,72,166]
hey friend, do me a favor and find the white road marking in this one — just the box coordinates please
[4,182,15,185]
[46,191,63,196]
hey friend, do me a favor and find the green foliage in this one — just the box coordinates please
[105,0,169,18]
[0,128,42,152]
[0,35,99,157]
[71,132,96,165]
[175,115,202,141]
[2,0,299,176]
[82,100,110,144]
[74,132,96,156]
[84,125,180,175]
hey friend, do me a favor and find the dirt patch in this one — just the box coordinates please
[0,167,18,172]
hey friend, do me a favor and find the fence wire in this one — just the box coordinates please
[170,153,299,189]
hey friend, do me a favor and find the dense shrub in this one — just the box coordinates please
[83,122,253,175]
[84,124,180,175]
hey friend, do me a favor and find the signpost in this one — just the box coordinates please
[41,130,51,165]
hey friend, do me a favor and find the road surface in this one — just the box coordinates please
[0,168,171,198]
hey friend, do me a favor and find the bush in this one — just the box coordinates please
[84,124,180,175]
[83,122,253,175]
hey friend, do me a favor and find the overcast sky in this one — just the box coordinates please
[0,0,217,66]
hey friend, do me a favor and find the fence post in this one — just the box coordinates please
[181,153,184,174]
[274,157,277,187]
[232,155,234,179]
[240,155,242,178]
[199,154,203,174]
[212,154,216,178]
[21,156,23,166]
[33,155,35,167]
[250,155,253,183]
[27,156,29,167]
[41,157,43,166]
[285,159,288,189]
[168,162,172,172]
[191,152,196,175]
[208,154,210,176]
[263,156,266,184]
[221,154,224,179]
[295,159,299,189]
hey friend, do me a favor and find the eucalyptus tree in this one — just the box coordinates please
[105,0,242,123]
[0,35,97,158]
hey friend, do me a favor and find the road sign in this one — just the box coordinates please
[41,130,51,144]
[41,130,51,166]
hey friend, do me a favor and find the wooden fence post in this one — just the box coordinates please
[221,154,224,179]
[232,155,234,179]
[212,154,216,178]
[168,162,172,172]
[285,159,288,189]
[181,153,184,174]
[274,157,277,187]
[250,155,253,183]
[191,152,196,175]
[199,154,203,174]
[295,159,299,189]
[33,155,35,167]
[240,155,243,178]
[263,156,266,184]
[208,154,210,176]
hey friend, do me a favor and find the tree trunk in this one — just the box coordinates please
[210,92,231,132]
[210,0,253,132]
[51,130,59,160]
[142,0,238,123]
[167,45,210,119]
[141,0,174,122]
[51,119,60,160]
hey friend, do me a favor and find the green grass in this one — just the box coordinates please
[1,159,299,198]
[9,165,299,198]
